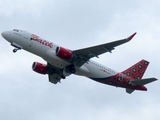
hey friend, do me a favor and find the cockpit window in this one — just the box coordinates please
[13,29,19,32]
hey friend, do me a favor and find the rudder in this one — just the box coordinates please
[122,60,149,80]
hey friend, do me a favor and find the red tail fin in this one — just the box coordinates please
[122,60,149,80]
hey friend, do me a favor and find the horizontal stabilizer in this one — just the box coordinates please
[131,78,157,86]
[126,88,135,94]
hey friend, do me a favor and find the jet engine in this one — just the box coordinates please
[32,62,48,74]
[56,46,73,60]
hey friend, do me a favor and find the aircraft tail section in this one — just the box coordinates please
[126,78,157,94]
[122,59,149,80]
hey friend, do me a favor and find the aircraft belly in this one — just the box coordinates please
[75,65,89,76]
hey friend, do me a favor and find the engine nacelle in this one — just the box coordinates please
[56,46,73,60]
[32,62,48,74]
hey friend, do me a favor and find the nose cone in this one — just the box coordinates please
[1,31,12,43]
[1,31,9,40]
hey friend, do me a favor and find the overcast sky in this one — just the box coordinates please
[0,0,160,120]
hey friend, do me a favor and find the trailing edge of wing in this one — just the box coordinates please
[130,78,157,86]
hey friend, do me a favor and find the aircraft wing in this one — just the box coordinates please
[72,32,136,67]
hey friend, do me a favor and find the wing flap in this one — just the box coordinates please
[48,74,61,84]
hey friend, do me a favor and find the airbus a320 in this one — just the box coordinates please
[1,29,157,94]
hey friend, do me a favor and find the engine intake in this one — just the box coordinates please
[32,62,48,74]
[56,46,73,60]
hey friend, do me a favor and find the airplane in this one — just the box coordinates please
[1,29,157,94]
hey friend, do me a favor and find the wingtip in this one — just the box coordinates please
[127,32,137,40]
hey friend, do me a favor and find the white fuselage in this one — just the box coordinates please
[2,29,118,80]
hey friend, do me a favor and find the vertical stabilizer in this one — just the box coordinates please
[122,60,149,80]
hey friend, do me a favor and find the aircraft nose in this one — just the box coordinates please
[1,31,9,39]
[1,31,12,42]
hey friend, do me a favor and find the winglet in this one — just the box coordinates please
[127,32,137,40]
